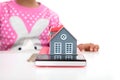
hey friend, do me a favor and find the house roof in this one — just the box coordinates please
[48,25,76,42]
[50,25,63,32]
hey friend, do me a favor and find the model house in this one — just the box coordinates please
[49,26,77,60]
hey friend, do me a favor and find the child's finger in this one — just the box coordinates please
[77,44,84,51]
[93,45,99,52]
[89,44,94,52]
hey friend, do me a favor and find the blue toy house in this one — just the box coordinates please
[49,26,77,60]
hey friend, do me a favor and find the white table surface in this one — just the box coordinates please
[0,50,113,80]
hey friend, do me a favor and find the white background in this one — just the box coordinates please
[1,0,120,80]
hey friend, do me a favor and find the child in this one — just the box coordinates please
[0,0,99,52]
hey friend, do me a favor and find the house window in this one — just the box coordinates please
[65,43,73,54]
[65,55,73,60]
[54,42,62,54]
[60,34,67,40]
[54,55,62,60]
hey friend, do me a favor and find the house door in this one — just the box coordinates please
[65,55,73,60]
[54,55,62,60]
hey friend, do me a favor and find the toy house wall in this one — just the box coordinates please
[50,28,77,55]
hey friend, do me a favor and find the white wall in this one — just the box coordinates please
[0,0,120,51]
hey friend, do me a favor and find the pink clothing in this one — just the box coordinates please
[0,1,61,51]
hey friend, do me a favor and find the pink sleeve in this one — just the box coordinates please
[0,3,2,27]
[0,3,2,19]
[49,11,63,29]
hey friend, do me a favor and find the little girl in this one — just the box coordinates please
[0,0,99,52]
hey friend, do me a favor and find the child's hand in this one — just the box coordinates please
[77,43,99,52]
